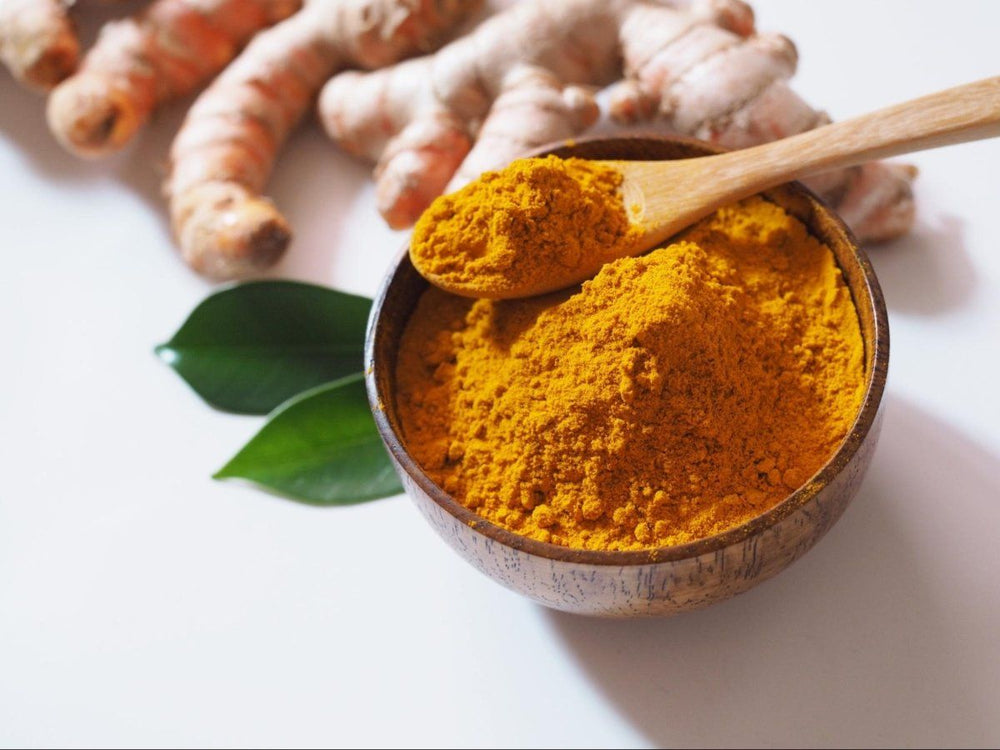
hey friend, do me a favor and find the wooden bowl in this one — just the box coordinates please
[365,135,889,617]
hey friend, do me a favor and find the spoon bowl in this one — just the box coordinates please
[367,135,889,617]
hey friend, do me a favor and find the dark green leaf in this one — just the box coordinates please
[214,374,402,504]
[156,281,371,414]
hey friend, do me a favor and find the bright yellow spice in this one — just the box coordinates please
[396,196,866,552]
[410,155,641,297]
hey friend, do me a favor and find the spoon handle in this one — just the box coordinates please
[717,75,1000,190]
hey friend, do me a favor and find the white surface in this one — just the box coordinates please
[1,1,999,747]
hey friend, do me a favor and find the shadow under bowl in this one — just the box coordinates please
[365,135,889,617]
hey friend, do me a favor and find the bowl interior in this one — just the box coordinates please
[366,135,889,566]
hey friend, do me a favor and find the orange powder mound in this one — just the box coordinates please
[409,155,640,297]
[395,197,866,551]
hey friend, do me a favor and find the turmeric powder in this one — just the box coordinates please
[410,156,641,298]
[396,196,866,552]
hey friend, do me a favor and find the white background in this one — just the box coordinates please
[2,1,999,747]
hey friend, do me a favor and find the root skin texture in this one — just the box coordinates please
[46,0,302,157]
[0,0,80,91]
[166,0,480,279]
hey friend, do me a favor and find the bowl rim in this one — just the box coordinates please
[365,133,889,567]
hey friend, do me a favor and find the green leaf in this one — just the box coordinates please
[156,281,372,414]
[214,374,402,504]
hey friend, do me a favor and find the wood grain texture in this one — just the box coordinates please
[366,136,889,617]
[627,76,1000,253]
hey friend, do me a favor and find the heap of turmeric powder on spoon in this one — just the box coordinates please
[410,156,641,300]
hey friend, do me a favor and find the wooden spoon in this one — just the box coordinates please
[418,76,1000,299]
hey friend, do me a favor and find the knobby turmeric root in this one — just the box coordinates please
[318,0,916,244]
[165,0,479,279]
[46,0,301,157]
[1,0,916,279]
[0,0,79,91]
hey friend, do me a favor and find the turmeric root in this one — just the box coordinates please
[165,0,479,279]
[0,0,79,91]
[46,0,301,157]
[603,2,918,244]
[318,0,916,243]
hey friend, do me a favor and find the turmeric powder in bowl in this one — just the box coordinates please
[395,195,866,552]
